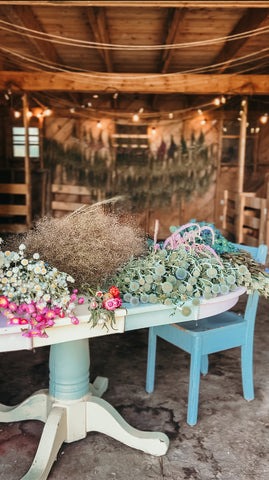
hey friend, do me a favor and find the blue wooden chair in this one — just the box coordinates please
[146,243,267,425]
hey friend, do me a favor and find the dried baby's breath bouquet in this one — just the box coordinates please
[8,205,146,291]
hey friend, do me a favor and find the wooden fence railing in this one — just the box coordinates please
[0,183,31,233]
[51,184,106,217]
[222,189,268,246]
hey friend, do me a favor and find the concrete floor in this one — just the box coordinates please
[0,294,269,480]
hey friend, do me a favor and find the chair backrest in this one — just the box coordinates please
[232,243,267,329]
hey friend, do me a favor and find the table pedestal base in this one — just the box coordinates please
[0,376,169,480]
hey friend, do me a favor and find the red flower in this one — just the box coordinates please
[108,286,120,298]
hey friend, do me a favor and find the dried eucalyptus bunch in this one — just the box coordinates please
[114,245,269,312]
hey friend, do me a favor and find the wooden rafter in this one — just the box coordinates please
[86,6,113,72]
[2,5,61,65]
[1,71,269,95]
[161,7,187,74]
[2,5,80,106]
[213,8,269,73]
[0,2,269,8]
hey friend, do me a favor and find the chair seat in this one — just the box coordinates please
[173,311,244,333]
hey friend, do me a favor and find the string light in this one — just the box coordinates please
[260,113,268,124]
[255,127,260,133]
[138,107,144,114]
[1,17,268,52]
[221,96,226,104]
[97,120,102,128]
[87,101,92,107]
[43,108,52,116]
[169,113,174,119]
[152,127,156,135]
[133,113,139,122]
[200,118,207,125]
[14,110,21,118]
[26,110,33,118]
[213,98,221,106]
[198,109,203,115]
[93,94,99,99]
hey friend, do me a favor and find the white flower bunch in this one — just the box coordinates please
[0,239,75,311]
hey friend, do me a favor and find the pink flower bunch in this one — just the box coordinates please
[0,291,85,338]
[89,286,122,312]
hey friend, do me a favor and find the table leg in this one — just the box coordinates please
[21,406,67,480]
[0,390,51,423]
[0,338,169,480]
[85,395,169,456]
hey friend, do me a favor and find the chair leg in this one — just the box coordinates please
[146,327,157,393]
[187,339,202,426]
[200,354,209,375]
[241,344,254,400]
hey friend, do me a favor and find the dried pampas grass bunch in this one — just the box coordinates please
[18,203,146,290]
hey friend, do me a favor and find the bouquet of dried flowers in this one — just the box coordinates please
[0,238,83,337]
[113,223,269,316]
[1,204,145,335]
[82,285,122,329]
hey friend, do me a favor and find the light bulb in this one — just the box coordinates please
[169,113,174,119]
[14,110,21,119]
[260,113,268,124]
[213,98,221,106]
[26,110,33,118]
[97,120,102,128]
[152,127,156,135]
[221,96,226,104]
[133,113,139,122]
[43,109,52,116]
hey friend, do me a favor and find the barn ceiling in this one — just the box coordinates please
[0,1,269,120]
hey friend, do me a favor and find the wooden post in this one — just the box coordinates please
[266,179,269,248]
[236,98,248,243]
[22,93,32,229]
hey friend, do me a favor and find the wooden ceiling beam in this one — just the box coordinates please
[213,8,269,73]
[86,6,113,72]
[1,71,269,95]
[0,2,269,8]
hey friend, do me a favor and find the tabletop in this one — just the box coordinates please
[0,287,246,352]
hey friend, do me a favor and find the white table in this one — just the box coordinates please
[0,287,245,480]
